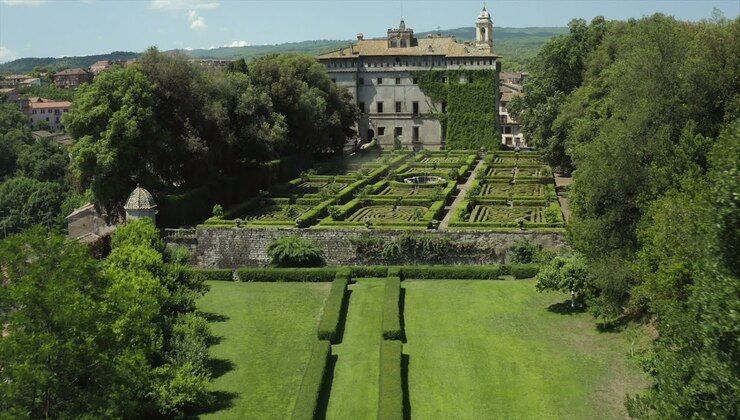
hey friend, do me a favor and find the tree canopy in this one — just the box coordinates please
[518,13,739,416]
[66,48,357,217]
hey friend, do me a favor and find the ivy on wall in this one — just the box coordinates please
[415,69,500,150]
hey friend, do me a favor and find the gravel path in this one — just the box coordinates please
[438,158,485,230]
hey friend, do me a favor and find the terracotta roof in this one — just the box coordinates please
[29,100,71,109]
[54,68,89,76]
[318,36,498,59]
[124,186,156,210]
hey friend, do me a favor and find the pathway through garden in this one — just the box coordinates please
[438,157,485,230]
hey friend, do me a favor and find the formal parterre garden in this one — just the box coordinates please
[449,151,565,231]
[201,149,564,232]
[191,266,649,419]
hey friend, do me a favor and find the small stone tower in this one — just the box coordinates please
[124,185,157,223]
[475,5,494,51]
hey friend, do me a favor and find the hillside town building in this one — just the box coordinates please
[0,74,41,88]
[26,97,71,131]
[318,7,500,150]
[499,72,528,147]
[53,68,92,89]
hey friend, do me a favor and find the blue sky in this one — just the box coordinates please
[1,0,737,62]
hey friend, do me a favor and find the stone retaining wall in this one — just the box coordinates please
[185,227,568,268]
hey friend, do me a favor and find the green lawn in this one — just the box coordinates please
[325,279,386,420]
[196,281,331,419]
[403,280,649,419]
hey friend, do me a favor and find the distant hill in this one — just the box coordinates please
[0,27,567,74]
[0,51,139,75]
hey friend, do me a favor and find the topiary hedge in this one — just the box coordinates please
[291,340,331,420]
[236,267,336,282]
[510,263,540,279]
[377,339,404,420]
[317,275,349,342]
[381,276,403,340]
[400,265,505,279]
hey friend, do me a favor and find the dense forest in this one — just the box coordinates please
[0,26,566,74]
[513,13,739,416]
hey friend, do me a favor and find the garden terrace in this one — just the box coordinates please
[367,179,457,201]
[319,197,446,230]
[201,152,413,228]
[471,179,557,202]
[193,267,648,419]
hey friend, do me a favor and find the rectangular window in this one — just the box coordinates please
[377,77,382,85]
[378,127,385,135]
[395,77,401,84]
[504,126,512,134]
[359,102,365,113]
[412,77,418,84]
[377,102,383,113]
[358,77,364,85]
[413,126,419,141]
[412,101,419,115]
[394,127,403,138]
[395,101,402,113]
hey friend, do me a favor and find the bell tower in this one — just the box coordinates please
[475,3,494,51]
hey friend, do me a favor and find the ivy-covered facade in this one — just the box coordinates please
[318,7,500,150]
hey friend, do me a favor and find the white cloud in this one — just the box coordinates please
[187,9,207,30]
[150,0,218,10]
[224,40,250,48]
[1,0,47,6]
[0,45,17,63]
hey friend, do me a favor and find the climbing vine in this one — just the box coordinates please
[414,69,500,150]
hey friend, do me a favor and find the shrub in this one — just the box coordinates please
[510,239,539,263]
[380,234,453,264]
[266,236,325,267]
[511,263,540,279]
[382,277,403,340]
[544,203,562,223]
[378,340,403,420]
[165,244,191,265]
[291,340,331,420]
[317,276,349,342]
[182,268,233,282]
[212,204,224,218]
[236,267,336,282]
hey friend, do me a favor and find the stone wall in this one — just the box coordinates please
[186,227,567,268]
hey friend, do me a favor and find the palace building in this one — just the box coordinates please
[318,7,500,150]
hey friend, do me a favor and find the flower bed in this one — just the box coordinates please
[319,197,446,229]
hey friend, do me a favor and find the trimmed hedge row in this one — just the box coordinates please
[291,340,331,420]
[236,267,337,282]
[317,275,349,342]
[511,263,540,279]
[400,265,504,279]
[377,340,404,420]
[183,265,541,282]
[381,277,403,340]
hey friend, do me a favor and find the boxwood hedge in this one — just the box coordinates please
[377,339,404,420]
[291,340,331,420]
[382,277,403,340]
[317,276,349,342]
[236,267,337,282]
